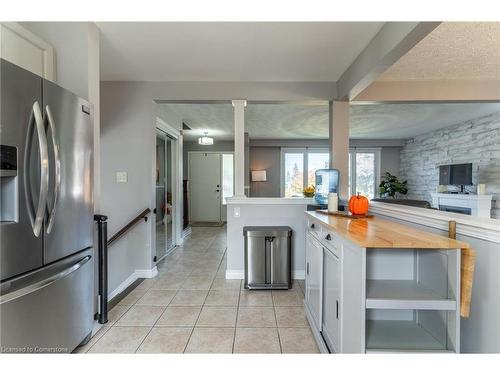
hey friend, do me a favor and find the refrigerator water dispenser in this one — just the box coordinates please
[0,145,18,222]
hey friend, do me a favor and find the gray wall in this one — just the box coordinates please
[101,83,156,293]
[248,139,402,198]
[400,111,500,218]
[249,147,281,197]
[380,147,401,177]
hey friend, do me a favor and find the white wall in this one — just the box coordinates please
[226,201,311,279]
[400,111,500,217]
[21,22,91,100]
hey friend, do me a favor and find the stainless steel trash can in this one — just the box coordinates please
[243,226,292,290]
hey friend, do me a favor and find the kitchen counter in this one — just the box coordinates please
[304,210,466,353]
[305,210,469,250]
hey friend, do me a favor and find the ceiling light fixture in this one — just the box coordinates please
[198,132,214,146]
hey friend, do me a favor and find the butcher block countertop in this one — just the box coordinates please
[306,211,470,250]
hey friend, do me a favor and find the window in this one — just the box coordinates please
[281,148,329,197]
[222,153,234,204]
[283,152,304,197]
[348,149,380,200]
[308,151,330,187]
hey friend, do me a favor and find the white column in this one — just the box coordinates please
[329,101,350,200]
[232,99,247,197]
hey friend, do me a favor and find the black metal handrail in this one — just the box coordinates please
[107,208,151,246]
[93,208,151,324]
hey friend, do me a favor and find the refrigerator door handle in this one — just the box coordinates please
[0,255,91,305]
[44,105,61,234]
[23,101,49,237]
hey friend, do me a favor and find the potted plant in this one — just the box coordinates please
[379,172,408,198]
[303,185,315,198]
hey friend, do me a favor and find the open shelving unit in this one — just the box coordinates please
[366,320,451,352]
[366,279,457,310]
[364,248,461,353]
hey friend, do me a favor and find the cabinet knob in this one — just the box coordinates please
[325,234,332,240]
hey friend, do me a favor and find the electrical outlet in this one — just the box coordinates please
[116,171,128,183]
[233,207,240,218]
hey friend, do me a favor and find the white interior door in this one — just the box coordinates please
[189,153,222,222]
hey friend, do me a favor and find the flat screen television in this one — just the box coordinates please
[439,163,472,186]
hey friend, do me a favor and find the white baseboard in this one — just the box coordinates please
[135,266,158,279]
[225,270,244,279]
[293,270,305,280]
[108,266,158,300]
[225,269,305,280]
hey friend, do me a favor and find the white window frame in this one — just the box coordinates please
[280,147,329,197]
[348,147,381,199]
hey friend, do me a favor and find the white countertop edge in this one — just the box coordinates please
[226,197,316,205]
[369,201,500,244]
[430,193,493,200]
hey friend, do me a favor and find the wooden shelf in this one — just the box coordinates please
[366,280,457,310]
[366,320,450,352]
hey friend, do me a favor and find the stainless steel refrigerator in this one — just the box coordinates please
[0,59,94,353]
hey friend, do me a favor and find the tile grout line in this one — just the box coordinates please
[83,302,134,353]
[183,229,219,353]
[272,291,284,354]
[231,276,241,354]
[86,226,234,354]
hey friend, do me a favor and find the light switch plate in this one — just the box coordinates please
[116,171,128,183]
[233,207,240,218]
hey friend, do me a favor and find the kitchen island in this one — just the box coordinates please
[304,211,469,353]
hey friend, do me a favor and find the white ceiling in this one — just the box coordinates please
[378,22,500,81]
[158,102,500,141]
[97,22,384,82]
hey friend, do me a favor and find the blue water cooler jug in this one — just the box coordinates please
[314,169,340,205]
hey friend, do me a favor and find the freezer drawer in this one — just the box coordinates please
[0,248,94,353]
[244,226,292,290]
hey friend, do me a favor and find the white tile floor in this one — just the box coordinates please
[77,226,318,354]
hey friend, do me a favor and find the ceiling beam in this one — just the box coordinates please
[353,80,500,103]
[336,22,441,101]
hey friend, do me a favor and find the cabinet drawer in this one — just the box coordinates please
[307,219,322,239]
[320,230,341,258]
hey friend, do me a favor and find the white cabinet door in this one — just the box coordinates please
[305,234,322,330]
[322,247,341,353]
[0,23,54,80]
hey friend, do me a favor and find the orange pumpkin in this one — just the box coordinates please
[348,193,369,215]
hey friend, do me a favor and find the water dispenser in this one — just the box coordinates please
[314,168,339,205]
[1,145,18,222]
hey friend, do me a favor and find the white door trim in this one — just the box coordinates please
[154,117,183,252]
[0,22,55,81]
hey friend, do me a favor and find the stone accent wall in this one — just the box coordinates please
[400,111,500,219]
